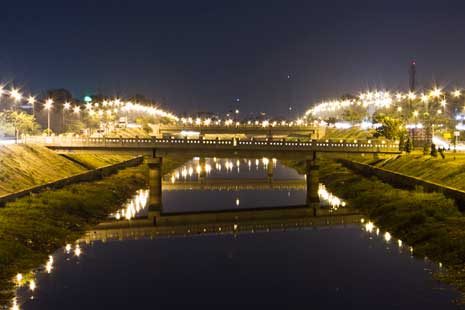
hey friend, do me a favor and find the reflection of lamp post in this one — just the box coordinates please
[44,99,53,135]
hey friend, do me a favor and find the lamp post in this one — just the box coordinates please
[27,96,36,117]
[63,102,71,132]
[44,99,53,136]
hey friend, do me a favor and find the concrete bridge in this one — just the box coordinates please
[24,135,399,218]
[24,136,400,159]
[154,124,323,139]
[79,206,362,243]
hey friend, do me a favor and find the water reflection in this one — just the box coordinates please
[109,189,149,221]
[10,158,462,310]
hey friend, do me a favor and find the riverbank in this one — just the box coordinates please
[0,165,147,304]
[0,154,190,306]
[288,158,465,299]
[0,144,133,196]
[348,151,465,191]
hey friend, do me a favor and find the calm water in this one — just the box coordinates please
[13,158,464,309]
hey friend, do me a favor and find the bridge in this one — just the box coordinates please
[24,135,399,217]
[79,206,362,243]
[24,136,400,159]
[154,124,323,139]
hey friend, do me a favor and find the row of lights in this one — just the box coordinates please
[0,84,179,121]
[179,117,308,128]
[306,87,458,119]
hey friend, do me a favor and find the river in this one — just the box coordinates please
[12,158,463,309]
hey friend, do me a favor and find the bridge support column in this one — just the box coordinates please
[148,157,163,225]
[306,153,320,215]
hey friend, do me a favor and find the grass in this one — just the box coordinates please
[323,127,375,139]
[0,165,147,305]
[347,151,465,191]
[0,155,189,306]
[288,158,465,299]
[0,145,86,196]
[65,154,135,169]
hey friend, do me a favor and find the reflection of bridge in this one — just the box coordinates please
[162,178,306,191]
[80,206,361,243]
[155,124,322,139]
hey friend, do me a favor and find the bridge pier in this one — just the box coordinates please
[306,153,320,215]
[148,157,163,225]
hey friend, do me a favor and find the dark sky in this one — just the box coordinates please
[1,0,465,116]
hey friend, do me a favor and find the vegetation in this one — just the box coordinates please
[350,152,465,191]
[65,154,134,169]
[289,158,465,298]
[0,165,147,304]
[0,110,40,140]
[0,145,86,195]
[373,113,405,140]
[323,127,375,140]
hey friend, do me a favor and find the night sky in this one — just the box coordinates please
[2,0,465,116]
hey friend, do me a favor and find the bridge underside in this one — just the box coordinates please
[47,146,396,160]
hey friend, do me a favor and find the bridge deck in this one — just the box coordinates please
[25,136,400,157]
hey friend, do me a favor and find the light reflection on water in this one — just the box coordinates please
[8,158,463,310]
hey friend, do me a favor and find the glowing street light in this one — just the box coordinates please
[63,102,71,110]
[453,90,461,98]
[73,106,80,114]
[28,95,36,115]
[407,92,416,100]
[10,88,22,102]
[420,93,428,103]
[430,87,442,98]
[44,99,53,135]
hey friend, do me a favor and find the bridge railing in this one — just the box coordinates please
[23,135,400,152]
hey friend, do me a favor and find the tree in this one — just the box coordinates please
[0,110,40,141]
[398,134,406,152]
[423,143,430,155]
[373,114,406,140]
[430,143,438,157]
[405,137,413,153]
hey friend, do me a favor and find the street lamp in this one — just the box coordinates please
[27,96,36,116]
[44,99,53,135]
[63,102,71,132]
[10,88,22,102]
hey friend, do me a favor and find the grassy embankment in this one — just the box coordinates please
[0,144,133,196]
[289,158,465,298]
[315,128,465,296]
[348,151,465,191]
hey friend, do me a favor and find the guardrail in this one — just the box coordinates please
[23,136,400,153]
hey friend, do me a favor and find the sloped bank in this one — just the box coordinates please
[0,165,147,305]
[287,158,465,300]
[0,156,144,206]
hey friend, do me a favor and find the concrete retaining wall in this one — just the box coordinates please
[0,156,144,206]
[339,159,465,209]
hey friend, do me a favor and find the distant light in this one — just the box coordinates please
[84,96,92,103]
[27,96,36,105]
